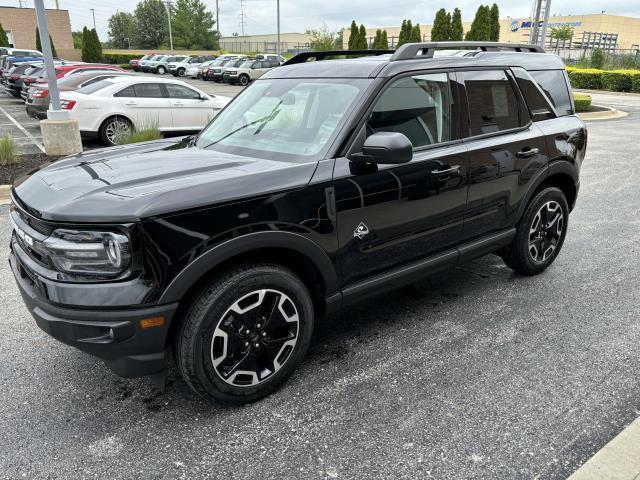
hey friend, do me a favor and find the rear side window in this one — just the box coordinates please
[512,67,556,121]
[133,83,165,98]
[114,85,136,97]
[77,79,114,94]
[368,72,452,148]
[460,70,522,136]
[529,70,573,116]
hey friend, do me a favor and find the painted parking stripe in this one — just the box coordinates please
[0,106,45,153]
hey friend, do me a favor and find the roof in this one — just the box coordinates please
[263,43,565,80]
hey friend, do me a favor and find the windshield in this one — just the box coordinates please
[77,79,114,94]
[196,78,371,162]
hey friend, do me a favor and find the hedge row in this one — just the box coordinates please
[101,53,143,64]
[566,67,640,93]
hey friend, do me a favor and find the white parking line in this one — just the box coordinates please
[0,106,45,153]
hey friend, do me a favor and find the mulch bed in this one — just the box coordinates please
[0,154,57,185]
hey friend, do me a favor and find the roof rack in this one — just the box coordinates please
[283,49,394,65]
[390,42,545,61]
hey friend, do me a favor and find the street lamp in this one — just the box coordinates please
[277,0,280,56]
[164,1,174,51]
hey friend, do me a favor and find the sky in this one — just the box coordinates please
[4,0,640,40]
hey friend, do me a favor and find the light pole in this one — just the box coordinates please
[34,0,63,119]
[276,0,280,56]
[90,8,96,30]
[165,1,174,52]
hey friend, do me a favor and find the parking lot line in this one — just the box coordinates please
[0,106,45,153]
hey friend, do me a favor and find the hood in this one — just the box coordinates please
[12,139,319,223]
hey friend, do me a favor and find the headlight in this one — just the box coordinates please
[41,229,131,276]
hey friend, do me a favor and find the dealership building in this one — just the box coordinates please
[358,13,640,50]
[0,6,76,59]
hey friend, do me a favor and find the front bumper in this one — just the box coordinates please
[9,241,178,378]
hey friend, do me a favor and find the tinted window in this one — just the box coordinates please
[512,68,556,121]
[165,84,201,99]
[133,83,164,98]
[114,85,136,97]
[529,70,573,116]
[368,73,452,148]
[461,70,522,136]
[77,79,115,94]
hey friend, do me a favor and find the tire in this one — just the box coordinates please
[501,187,569,275]
[175,264,314,404]
[98,116,133,146]
[157,66,166,75]
[177,68,185,77]
[239,74,250,86]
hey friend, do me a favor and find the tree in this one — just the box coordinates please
[72,31,83,49]
[82,27,102,62]
[108,12,137,49]
[307,23,337,51]
[358,24,368,49]
[431,8,451,41]
[550,25,573,50]
[35,27,58,56]
[490,3,500,41]
[411,23,422,43]
[348,20,359,50]
[380,30,389,49]
[134,0,167,49]
[0,23,9,48]
[591,47,604,69]
[91,29,102,60]
[172,0,218,49]
[451,8,464,41]
[465,5,491,41]
[398,19,414,47]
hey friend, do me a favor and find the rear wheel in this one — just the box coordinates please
[239,74,250,86]
[501,187,569,275]
[99,116,132,146]
[175,264,314,404]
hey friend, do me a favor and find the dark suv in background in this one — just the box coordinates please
[9,42,586,405]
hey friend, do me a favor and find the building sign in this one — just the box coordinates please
[510,20,583,32]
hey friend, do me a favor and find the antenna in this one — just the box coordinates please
[239,0,246,37]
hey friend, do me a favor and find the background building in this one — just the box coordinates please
[0,6,75,58]
[219,33,312,54]
[355,13,640,51]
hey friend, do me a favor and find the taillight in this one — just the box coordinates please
[33,89,49,98]
[10,74,19,80]
[60,99,76,110]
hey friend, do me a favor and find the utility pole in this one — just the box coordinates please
[276,0,280,56]
[90,8,96,30]
[165,1,174,51]
[216,0,220,37]
[35,0,62,115]
[239,0,246,37]
[55,0,59,9]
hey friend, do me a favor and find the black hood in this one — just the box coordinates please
[12,139,318,223]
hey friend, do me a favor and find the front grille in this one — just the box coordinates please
[13,204,55,236]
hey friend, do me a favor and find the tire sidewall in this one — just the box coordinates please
[181,265,314,404]
[239,75,249,86]
[516,187,569,274]
[99,116,131,146]
[158,66,166,74]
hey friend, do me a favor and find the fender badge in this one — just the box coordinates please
[354,222,370,239]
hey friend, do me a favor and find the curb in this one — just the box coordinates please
[567,415,640,480]
[578,105,628,121]
[0,185,10,205]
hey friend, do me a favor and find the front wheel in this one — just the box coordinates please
[501,187,569,275]
[177,68,185,77]
[99,116,132,146]
[175,264,314,404]
[157,66,166,75]
[239,74,250,86]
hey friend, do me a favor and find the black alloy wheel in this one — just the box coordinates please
[528,200,564,263]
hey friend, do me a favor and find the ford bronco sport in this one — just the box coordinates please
[9,42,586,404]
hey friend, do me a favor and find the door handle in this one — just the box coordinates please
[125,101,137,106]
[431,165,461,181]
[516,147,540,159]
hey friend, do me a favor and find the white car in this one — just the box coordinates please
[170,55,216,77]
[59,76,231,146]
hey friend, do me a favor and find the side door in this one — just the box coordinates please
[115,83,173,130]
[457,69,549,241]
[165,83,213,130]
[334,71,469,286]
[251,61,269,80]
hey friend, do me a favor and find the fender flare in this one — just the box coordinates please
[158,231,339,304]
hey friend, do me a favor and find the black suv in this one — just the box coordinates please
[9,42,586,404]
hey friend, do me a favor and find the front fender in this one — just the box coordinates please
[158,231,339,304]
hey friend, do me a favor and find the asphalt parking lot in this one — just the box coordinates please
[0,72,243,154]
[0,91,639,480]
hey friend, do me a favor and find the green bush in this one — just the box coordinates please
[591,48,604,69]
[102,53,143,64]
[601,71,635,92]
[632,74,640,93]
[566,68,603,89]
[573,94,592,112]
[0,135,18,166]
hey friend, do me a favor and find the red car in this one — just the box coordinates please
[129,54,154,72]
[31,64,126,83]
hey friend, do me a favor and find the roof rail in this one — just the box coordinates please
[390,42,545,61]
[283,49,395,65]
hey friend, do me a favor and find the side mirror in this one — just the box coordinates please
[350,132,413,165]
[200,94,210,100]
